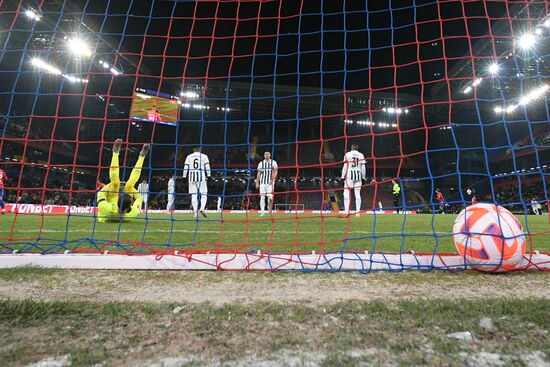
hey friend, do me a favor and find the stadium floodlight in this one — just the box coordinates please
[180,91,199,99]
[62,74,88,84]
[25,9,40,21]
[518,84,549,106]
[517,33,536,50]
[110,67,121,75]
[384,107,405,114]
[494,106,504,113]
[472,78,482,86]
[31,58,62,75]
[64,75,78,83]
[488,63,500,75]
[462,86,472,94]
[31,58,88,83]
[67,38,92,57]
[506,105,517,113]
[99,60,110,69]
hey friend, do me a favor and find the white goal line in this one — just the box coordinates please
[0,252,548,271]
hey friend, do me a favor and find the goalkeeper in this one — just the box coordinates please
[96,139,150,223]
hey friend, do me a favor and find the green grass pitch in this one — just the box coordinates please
[1,213,548,255]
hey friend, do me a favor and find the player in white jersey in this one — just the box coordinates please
[341,144,366,217]
[183,147,211,218]
[255,151,278,216]
[137,179,149,211]
[166,175,176,212]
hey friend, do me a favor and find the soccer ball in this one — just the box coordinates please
[452,203,526,271]
[466,189,472,195]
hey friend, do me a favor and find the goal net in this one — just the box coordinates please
[0,0,548,271]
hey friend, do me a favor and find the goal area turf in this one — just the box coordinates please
[1,212,549,271]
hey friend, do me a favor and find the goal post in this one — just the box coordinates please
[0,1,549,271]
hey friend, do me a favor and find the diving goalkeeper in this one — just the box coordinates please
[96,139,150,223]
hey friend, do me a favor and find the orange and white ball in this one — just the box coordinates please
[453,203,526,271]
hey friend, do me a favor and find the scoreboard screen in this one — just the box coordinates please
[129,88,179,126]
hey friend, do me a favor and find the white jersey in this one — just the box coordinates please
[137,182,149,197]
[341,150,366,182]
[167,178,175,194]
[257,159,278,185]
[183,152,211,183]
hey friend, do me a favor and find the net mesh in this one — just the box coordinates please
[0,0,549,270]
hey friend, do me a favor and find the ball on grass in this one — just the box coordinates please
[453,203,526,272]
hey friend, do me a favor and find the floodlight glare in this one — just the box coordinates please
[67,38,92,57]
[180,91,199,99]
[462,86,472,94]
[518,33,536,50]
[31,58,62,75]
[25,10,40,21]
[544,19,550,28]
[488,63,500,75]
[65,75,78,83]
[494,107,503,113]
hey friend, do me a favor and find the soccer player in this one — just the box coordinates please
[531,198,542,215]
[166,175,176,212]
[137,179,149,211]
[147,106,161,122]
[183,147,211,218]
[341,144,366,217]
[0,167,8,214]
[96,139,150,223]
[466,188,477,205]
[435,188,445,214]
[217,196,222,213]
[255,151,278,217]
[392,179,401,214]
